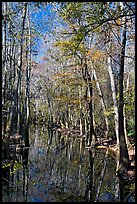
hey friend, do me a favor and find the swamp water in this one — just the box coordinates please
[2,125,132,202]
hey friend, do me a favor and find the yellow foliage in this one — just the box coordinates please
[87,49,105,61]
[54,95,80,105]
[70,65,83,70]
[2,163,11,168]
[53,72,73,79]
[55,39,86,54]
[104,107,114,116]
[116,18,122,26]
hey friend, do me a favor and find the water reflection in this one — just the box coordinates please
[2,148,29,202]
[2,125,134,202]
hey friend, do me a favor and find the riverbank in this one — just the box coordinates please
[94,141,135,185]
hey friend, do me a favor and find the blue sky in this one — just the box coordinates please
[30,3,66,63]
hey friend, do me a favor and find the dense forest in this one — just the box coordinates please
[2,2,135,202]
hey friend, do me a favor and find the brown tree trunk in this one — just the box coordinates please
[118,17,130,172]
[82,57,97,146]
[123,73,130,147]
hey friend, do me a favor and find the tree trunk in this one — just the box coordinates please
[7,3,28,135]
[23,3,31,146]
[82,57,97,145]
[123,73,130,147]
[79,85,83,135]
[85,150,95,202]
[118,16,130,172]
[92,68,109,137]
[107,54,119,145]
[88,81,94,145]
[2,2,7,135]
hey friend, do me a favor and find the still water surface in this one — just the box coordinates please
[2,125,118,202]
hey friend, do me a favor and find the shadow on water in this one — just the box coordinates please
[2,124,135,202]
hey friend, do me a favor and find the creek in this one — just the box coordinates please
[2,125,134,202]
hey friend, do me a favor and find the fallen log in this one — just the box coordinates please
[86,145,118,159]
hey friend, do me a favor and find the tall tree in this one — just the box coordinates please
[118,2,130,171]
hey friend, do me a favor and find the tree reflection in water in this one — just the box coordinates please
[2,125,134,202]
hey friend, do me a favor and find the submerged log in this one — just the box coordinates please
[86,144,118,159]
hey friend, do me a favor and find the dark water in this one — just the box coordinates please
[2,125,135,202]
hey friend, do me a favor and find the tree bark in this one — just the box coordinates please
[79,85,83,135]
[123,73,130,147]
[92,68,109,137]
[82,57,97,146]
[23,3,31,146]
[118,16,130,171]
[107,54,119,145]
[7,3,28,135]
